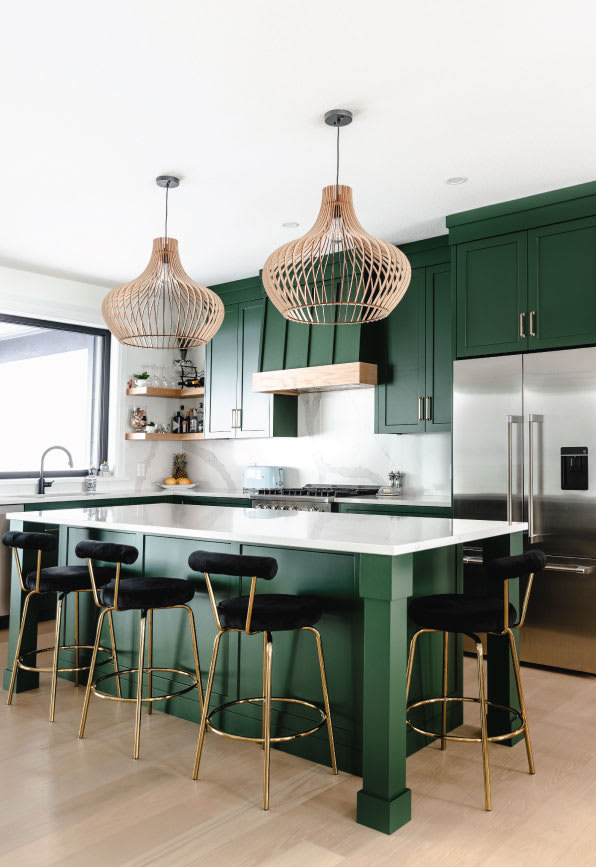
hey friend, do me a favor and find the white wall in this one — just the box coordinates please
[0,263,451,498]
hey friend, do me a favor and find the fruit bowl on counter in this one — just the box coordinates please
[156,479,199,489]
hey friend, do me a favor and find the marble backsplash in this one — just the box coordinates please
[124,387,451,497]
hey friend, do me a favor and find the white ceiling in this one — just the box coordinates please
[1,0,596,289]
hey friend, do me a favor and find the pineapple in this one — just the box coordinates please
[172,452,187,480]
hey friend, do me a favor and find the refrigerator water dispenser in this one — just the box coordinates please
[561,447,588,490]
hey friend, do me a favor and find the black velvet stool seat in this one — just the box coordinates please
[77,540,202,759]
[406,549,547,812]
[2,530,117,722]
[188,550,337,811]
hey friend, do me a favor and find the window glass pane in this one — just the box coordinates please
[0,320,108,474]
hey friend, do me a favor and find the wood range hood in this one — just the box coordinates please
[252,361,378,395]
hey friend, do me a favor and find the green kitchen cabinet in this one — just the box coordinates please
[527,216,596,350]
[456,232,528,357]
[205,280,297,439]
[375,237,452,434]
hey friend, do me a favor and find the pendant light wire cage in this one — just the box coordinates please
[262,112,411,325]
[102,178,224,349]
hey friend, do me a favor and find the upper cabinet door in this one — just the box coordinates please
[456,232,528,357]
[375,267,426,434]
[204,304,239,438]
[425,264,452,431]
[528,217,596,351]
[236,298,271,438]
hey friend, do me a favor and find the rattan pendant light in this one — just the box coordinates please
[262,110,411,325]
[102,176,224,348]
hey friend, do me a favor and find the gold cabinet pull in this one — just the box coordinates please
[418,396,424,421]
[529,310,536,337]
[519,312,526,338]
[425,396,432,422]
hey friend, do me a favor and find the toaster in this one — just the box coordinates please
[243,465,285,491]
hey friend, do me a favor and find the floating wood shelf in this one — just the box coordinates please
[125,432,204,441]
[252,362,378,395]
[126,386,205,397]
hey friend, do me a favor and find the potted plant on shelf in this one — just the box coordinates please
[133,371,150,387]
[145,420,156,434]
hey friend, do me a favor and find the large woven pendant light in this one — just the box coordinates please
[102,176,224,348]
[262,110,411,325]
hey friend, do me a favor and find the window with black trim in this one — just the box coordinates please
[0,314,111,478]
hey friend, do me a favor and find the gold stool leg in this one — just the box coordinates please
[405,629,427,706]
[7,591,36,706]
[107,610,121,698]
[147,609,153,716]
[305,626,338,774]
[261,630,267,750]
[263,631,273,811]
[181,605,203,715]
[74,591,80,688]
[49,594,64,722]
[507,628,535,775]
[133,610,147,759]
[441,631,449,750]
[79,607,109,739]
[193,631,223,780]
[475,638,492,811]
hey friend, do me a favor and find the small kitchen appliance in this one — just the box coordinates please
[243,466,285,492]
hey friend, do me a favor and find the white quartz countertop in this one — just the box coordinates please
[7,503,526,557]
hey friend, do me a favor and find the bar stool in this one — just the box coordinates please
[189,550,337,811]
[406,549,546,811]
[3,530,118,721]
[77,540,203,758]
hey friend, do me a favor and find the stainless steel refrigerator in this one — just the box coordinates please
[453,347,596,674]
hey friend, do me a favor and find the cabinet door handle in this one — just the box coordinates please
[519,312,526,338]
[236,408,241,430]
[231,409,237,429]
[425,396,432,422]
[418,396,424,421]
[529,310,536,337]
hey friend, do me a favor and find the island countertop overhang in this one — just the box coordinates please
[6,503,528,557]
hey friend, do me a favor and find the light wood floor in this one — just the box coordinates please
[1,623,596,867]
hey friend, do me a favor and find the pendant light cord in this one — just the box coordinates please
[164,180,170,242]
[335,123,340,200]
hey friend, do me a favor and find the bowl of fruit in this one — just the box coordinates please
[156,452,199,490]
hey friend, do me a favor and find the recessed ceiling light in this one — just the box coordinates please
[282,221,299,228]
[445,176,468,185]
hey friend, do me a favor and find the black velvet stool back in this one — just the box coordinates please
[75,540,139,565]
[2,530,57,552]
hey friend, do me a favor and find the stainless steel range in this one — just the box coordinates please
[247,484,380,512]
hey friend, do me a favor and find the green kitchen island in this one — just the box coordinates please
[4,503,526,834]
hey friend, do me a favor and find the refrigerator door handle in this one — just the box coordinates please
[507,415,522,523]
[528,414,543,541]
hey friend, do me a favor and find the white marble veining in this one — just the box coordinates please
[9,504,525,557]
[123,387,452,501]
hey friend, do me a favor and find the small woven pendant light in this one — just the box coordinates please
[102,176,224,348]
[262,110,411,325]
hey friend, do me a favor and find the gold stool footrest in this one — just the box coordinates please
[207,696,327,744]
[92,666,198,703]
[407,696,526,744]
[17,644,113,675]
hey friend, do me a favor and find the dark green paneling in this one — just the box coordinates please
[396,234,450,269]
[337,504,452,518]
[375,268,426,434]
[447,179,596,245]
[456,232,527,357]
[528,216,596,350]
[284,319,311,368]
[425,265,452,430]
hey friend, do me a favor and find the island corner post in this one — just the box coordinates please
[2,507,526,835]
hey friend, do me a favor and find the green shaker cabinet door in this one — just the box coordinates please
[456,232,528,357]
[425,264,452,430]
[528,216,596,350]
[375,268,426,434]
[204,304,238,438]
[236,298,271,438]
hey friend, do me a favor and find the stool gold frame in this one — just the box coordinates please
[78,559,203,759]
[193,572,338,810]
[406,569,537,811]
[6,544,117,722]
